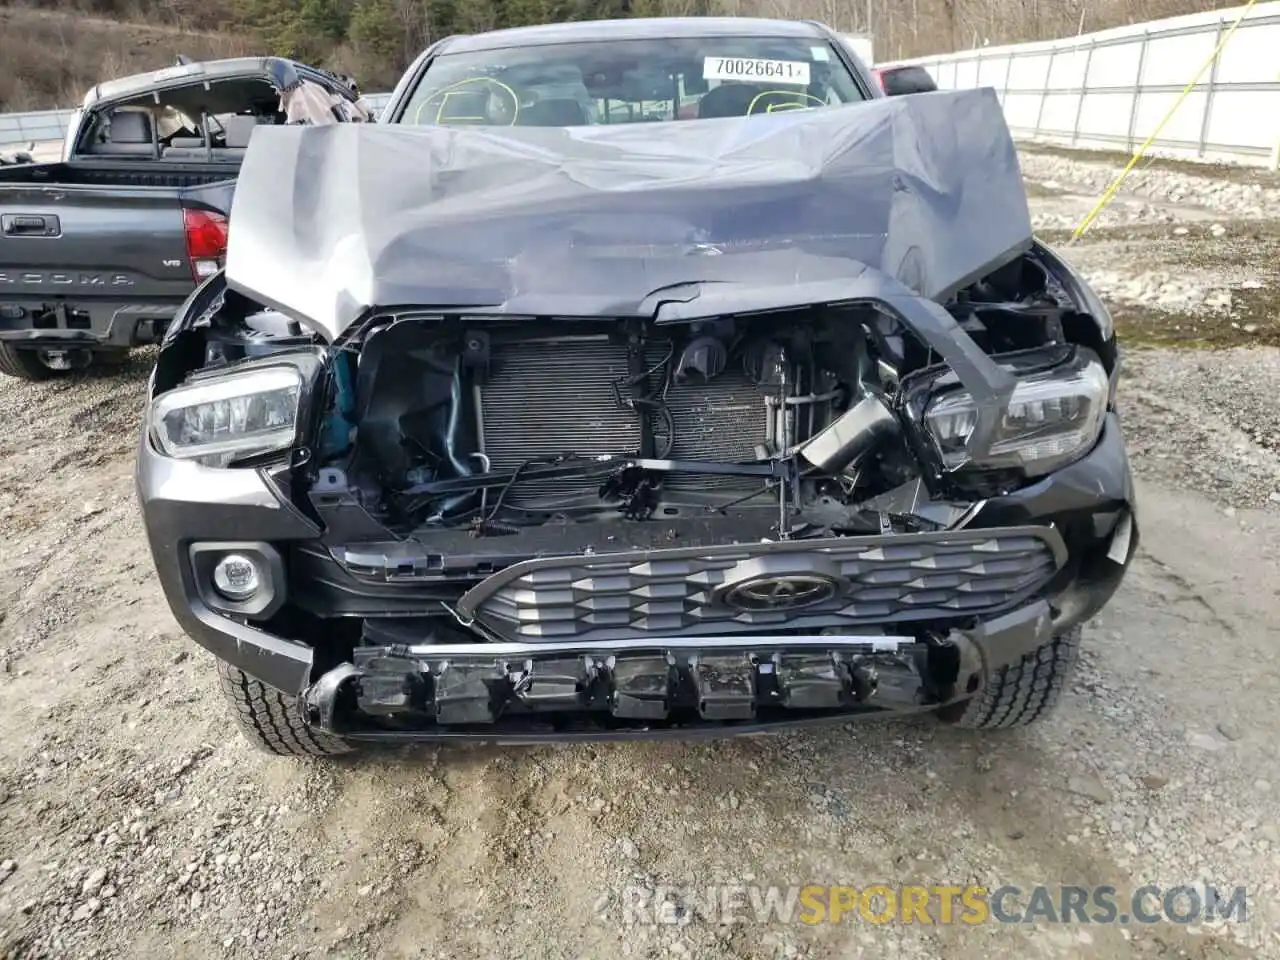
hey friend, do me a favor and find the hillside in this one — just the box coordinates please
[0,7,252,111]
[0,0,1251,112]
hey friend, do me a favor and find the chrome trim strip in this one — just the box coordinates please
[391,634,916,659]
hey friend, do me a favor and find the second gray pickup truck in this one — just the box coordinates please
[0,57,362,381]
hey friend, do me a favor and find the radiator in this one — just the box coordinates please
[662,366,772,490]
[477,335,772,506]
[478,336,638,506]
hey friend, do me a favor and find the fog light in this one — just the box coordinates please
[212,553,262,600]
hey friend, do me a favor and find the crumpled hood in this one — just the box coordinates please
[224,87,1032,342]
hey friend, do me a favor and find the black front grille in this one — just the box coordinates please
[456,526,1066,642]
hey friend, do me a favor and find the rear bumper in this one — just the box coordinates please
[136,411,1138,744]
[0,300,177,349]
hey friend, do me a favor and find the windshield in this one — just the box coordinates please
[394,36,866,127]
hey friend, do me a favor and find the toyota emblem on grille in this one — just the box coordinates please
[722,575,840,612]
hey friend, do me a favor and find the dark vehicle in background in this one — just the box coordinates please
[137,17,1136,758]
[0,57,362,382]
[871,63,939,96]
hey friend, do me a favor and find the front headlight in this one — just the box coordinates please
[151,365,302,467]
[923,348,1109,477]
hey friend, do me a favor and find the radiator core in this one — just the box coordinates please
[477,335,772,506]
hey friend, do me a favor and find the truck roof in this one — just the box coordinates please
[441,17,834,54]
[82,57,320,109]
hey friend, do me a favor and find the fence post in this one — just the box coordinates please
[1197,18,1226,159]
[1072,39,1096,146]
[1001,50,1014,107]
[1273,69,1280,170]
[1034,45,1058,138]
[1126,30,1150,154]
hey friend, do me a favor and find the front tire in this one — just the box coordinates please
[216,661,352,757]
[0,342,57,382]
[941,626,1081,729]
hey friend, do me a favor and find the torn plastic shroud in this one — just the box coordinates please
[224,86,1033,465]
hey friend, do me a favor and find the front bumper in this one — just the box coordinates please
[308,605,1051,743]
[136,413,1137,743]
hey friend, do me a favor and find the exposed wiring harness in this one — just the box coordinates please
[611,341,676,458]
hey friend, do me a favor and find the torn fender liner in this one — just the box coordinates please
[224,87,1032,343]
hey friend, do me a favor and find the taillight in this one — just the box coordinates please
[183,208,229,283]
[871,68,886,91]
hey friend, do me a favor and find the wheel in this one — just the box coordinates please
[0,342,57,381]
[216,660,352,757]
[940,626,1081,729]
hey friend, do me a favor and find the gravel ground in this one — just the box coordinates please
[1,147,1280,959]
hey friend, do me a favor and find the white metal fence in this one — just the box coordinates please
[0,92,394,149]
[0,108,75,148]
[896,1,1280,167]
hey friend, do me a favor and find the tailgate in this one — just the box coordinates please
[0,178,233,346]
[0,182,205,297]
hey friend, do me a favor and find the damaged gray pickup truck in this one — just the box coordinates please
[136,17,1137,757]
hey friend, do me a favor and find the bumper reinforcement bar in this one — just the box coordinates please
[305,634,936,735]
[299,602,1054,742]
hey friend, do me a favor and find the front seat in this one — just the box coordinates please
[91,110,155,156]
[518,98,588,126]
[696,83,765,119]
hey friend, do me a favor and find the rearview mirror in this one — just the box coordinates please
[876,65,938,96]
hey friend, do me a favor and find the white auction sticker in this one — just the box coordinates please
[703,57,811,86]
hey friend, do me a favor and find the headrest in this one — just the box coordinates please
[222,115,260,148]
[107,110,152,144]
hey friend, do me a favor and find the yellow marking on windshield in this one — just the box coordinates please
[413,77,521,126]
[433,90,486,124]
[748,90,825,115]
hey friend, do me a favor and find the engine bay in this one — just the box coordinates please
[292,249,1082,542]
